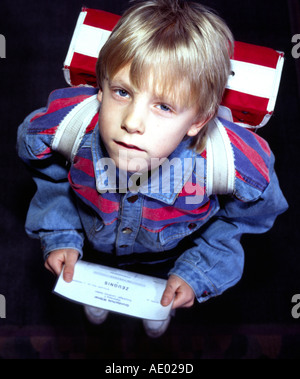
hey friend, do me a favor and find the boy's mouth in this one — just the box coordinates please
[114,140,144,152]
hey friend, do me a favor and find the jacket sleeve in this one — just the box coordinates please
[169,154,288,303]
[17,108,85,260]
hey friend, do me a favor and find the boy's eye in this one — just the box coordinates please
[158,104,171,112]
[115,89,129,97]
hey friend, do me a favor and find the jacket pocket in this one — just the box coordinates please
[158,199,220,250]
[158,220,205,250]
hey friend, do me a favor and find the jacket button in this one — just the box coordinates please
[127,195,138,203]
[122,227,133,234]
[188,223,197,230]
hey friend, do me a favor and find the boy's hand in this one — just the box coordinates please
[44,248,79,283]
[161,274,195,309]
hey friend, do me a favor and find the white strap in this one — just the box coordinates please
[52,94,100,161]
[206,118,235,196]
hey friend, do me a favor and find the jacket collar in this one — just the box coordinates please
[92,127,199,205]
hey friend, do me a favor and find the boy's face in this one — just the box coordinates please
[97,64,205,173]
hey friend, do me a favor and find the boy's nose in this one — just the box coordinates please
[121,102,145,134]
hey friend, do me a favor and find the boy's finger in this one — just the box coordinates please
[44,260,57,276]
[63,250,79,282]
[172,292,194,309]
[161,282,176,306]
[45,257,63,277]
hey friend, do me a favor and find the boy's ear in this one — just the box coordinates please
[186,118,208,137]
[97,90,103,102]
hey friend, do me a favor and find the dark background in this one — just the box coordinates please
[0,0,299,359]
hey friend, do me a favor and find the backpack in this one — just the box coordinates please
[53,7,284,196]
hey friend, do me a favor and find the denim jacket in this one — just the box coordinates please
[17,87,288,303]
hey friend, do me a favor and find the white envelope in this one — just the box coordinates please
[53,260,173,320]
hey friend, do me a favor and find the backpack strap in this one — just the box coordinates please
[205,118,235,196]
[52,94,100,162]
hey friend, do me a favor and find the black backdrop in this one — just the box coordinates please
[0,0,299,359]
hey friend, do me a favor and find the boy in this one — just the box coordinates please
[17,0,288,338]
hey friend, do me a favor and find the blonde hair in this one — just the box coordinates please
[96,0,234,152]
